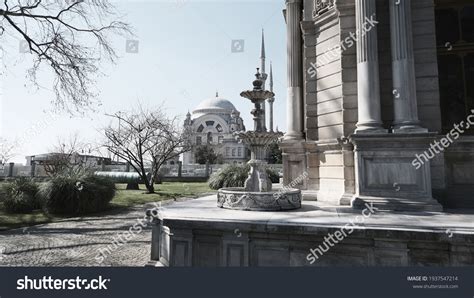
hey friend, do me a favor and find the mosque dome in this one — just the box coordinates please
[192,95,238,119]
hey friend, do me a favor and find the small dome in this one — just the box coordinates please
[192,97,238,118]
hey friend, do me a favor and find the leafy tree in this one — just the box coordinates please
[195,145,223,165]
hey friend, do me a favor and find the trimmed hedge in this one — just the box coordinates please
[208,164,280,190]
[39,175,116,215]
[1,178,40,213]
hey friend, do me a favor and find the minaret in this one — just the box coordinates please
[260,29,268,131]
[260,29,268,89]
[268,62,275,132]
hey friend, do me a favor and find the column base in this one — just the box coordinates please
[350,133,443,212]
[340,192,354,206]
[393,125,428,134]
[354,127,388,134]
[280,140,307,189]
[283,132,304,141]
[355,122,388,134]
[352,196,443,212]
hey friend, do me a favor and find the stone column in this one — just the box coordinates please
[284,0,304,140]
[389,0,427,133]
[355,0,386,134]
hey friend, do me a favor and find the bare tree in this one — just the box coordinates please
[103,106,190,193]
[42,133,92,177]
[0,0,131,111]
[0,137,15,165]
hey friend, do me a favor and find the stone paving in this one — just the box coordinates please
[0,202,165,267]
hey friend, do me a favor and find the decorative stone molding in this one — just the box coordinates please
[217,188,302,211]
[313,0,336,18]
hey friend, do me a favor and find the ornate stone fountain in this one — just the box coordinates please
[217,69,302,211]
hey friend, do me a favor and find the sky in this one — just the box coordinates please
[0,0,288,163]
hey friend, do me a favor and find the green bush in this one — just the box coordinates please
[1,178,40,213]
[208,164,280,190]
[266,167,280,184]
[209,164,249,190]
[39,174,116,215]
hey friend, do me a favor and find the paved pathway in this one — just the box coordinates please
[0,202,165,267]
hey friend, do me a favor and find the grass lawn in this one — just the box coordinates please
[0,182,214,231]
[111,182,214,208]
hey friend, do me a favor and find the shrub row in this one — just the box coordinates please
[0,175,116,215]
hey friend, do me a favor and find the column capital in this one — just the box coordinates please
[285,0,302,5]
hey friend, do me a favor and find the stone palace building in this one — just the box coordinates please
[281,0,474,210]
[148,0,474,267]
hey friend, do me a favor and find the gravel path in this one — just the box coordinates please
[0,203,162,267]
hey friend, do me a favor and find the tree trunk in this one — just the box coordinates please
[143,178,154,193]
[146,184,155,193]
[142,169,154,194]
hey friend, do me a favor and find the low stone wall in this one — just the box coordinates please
[147,197,474,267]
[150,219,473,267]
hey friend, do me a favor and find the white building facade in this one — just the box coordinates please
[183,95,248,165]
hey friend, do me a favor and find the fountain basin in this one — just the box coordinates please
[217,187,302,211]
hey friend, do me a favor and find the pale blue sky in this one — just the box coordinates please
[1,0,287,163]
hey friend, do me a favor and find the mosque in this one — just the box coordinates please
[182,31,276,166]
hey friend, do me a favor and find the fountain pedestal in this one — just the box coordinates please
[217,69,302,211]
[245,159,271,192]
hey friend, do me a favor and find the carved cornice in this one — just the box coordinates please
[312,0,336,19]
